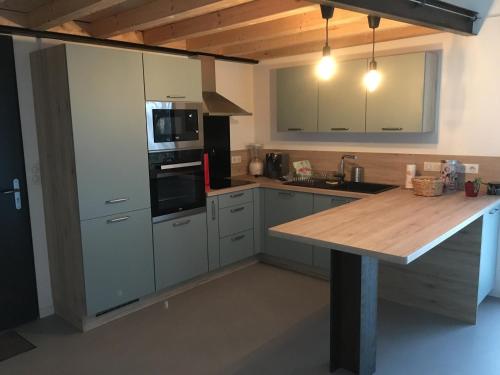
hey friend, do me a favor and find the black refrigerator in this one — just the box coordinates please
[203,116,231,189]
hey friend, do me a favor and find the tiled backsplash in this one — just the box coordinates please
[231,149,500,187]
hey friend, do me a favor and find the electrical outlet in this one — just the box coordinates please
[423,162,441,172]
[464,163,479,174]
[231,155,242,164]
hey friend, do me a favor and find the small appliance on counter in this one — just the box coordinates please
[264,152,289,179]
[248,144,264,176]
[440,160,464,191]
[487,182,500,195]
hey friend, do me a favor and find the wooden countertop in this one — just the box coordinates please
[206,176,372,199]
[269,188,500,265]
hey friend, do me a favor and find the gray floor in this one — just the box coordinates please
[1,263,500,375]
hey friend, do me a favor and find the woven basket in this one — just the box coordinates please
[412,176,444,197]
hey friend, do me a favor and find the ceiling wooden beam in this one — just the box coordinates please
[186,8,364,51]
[240,25,440,60]
[88,0,253,38]
[143,0,318,45]
[0,9,27,28]
[212,19,406,57]
[28,0,127,30]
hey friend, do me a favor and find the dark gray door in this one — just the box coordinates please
[0,35,38,330]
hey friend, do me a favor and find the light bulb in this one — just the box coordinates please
[316,54,336,81]
[364,68,381,92]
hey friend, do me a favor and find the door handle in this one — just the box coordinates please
[105,197,129,204]
[331,127,350,131]
[381,127,403,131]
[211,200,216,220]
[230,192,244,198]
[173,219,191,227]
[107,216,130,224]
[166,95,186,99]
[230,206,245,213]
[1,178,21,210]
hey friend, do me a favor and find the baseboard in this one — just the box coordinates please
[38,305,54,318]
[80,257,259,332]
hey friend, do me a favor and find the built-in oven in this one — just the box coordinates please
[149,149,206,223]
[146,101,204,152]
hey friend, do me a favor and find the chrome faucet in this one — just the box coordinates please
[337,154,357,183]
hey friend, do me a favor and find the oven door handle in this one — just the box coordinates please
[160,161,202,170]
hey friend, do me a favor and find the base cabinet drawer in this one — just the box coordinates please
[219,203,253,238]
[219,189,253,209]
[81,208,155,315]
[220,230,254,267]
[153,212,208,291]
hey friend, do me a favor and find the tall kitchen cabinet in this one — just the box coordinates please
[31,44,154,330]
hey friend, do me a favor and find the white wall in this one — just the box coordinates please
[253,12,500,157]
[215,60,255,150]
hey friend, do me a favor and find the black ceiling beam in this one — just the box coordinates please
[0,25,259,65]
[308,0,479,35]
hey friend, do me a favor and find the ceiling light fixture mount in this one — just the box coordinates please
[316,4,336,81]
[364,15,382,92]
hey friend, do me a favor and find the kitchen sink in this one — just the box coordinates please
[283,179,398,194]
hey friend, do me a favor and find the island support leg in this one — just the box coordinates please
[330,250,379,375]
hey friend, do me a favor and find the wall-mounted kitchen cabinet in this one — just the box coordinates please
[366,52,439,133]
[276,64,318,132]
[276,51,439,134]
[31,44,154,330]
[143,53,202,102]
[318,59,367,133]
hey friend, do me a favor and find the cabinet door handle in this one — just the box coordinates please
[105,197,129,204]
[381,127,403,131]
[173,219,191,227]
[231,234,245,242]
[166,95,186,99]
[230,192,244,198]
[211,201,216,220]
[288,128,303,131]
[230,206,245,214]
[331,127,350,131]
[107,216,130,224]
[490,208,500,214]
[278,191,294,197]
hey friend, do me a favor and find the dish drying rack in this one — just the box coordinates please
[286,170,339,185]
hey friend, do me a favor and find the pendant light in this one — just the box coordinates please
[363,15,382,92]
[316,4,336,81]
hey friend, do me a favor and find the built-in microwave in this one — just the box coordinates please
[146,101,204,152]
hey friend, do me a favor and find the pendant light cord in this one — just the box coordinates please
[325,18,329,48]
[371,27,375,63]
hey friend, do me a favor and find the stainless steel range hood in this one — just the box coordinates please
[196,55,252,116]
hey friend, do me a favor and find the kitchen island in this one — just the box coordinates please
[269,189,500,375]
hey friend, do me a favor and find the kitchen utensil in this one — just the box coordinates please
[487,182,500,195]
[405,164,416,189]
[248,144,264,176]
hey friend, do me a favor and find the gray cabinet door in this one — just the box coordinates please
[65,44,150,221]
[312,195,357,270]
[153,212,208,291]
[207,197,220,272]
[220,230,254,267]
[81,208,155,315]
[276,65,318,132]
[318,59,367,133]
[143,53,202,102]
[478,207,500,303]
[366,52,436,133]
[264,189,313,265]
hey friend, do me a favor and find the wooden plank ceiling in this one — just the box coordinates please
[0,0,440,60]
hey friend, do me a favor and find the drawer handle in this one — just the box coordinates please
[288,128,303,131]
[107,216,130,224]
[489,208,500,214]
[173,219,191,227]
[166,95,186,99]
[230,206,245,213]
[230,192,244,198]
[278,191,294,197]
[105,197,129,204]
[211,200,216,220]
[331,127,350,131]
[381,127,403,131]
[231,234,245,242]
